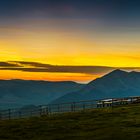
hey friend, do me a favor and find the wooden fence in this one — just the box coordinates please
[0,96,140,120]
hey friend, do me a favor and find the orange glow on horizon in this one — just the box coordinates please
[0,70,100,83]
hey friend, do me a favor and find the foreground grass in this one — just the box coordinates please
[1,104,140,140]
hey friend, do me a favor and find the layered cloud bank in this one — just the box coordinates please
[0,61,139,83]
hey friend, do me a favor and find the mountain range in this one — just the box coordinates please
[0,80,84,109]
[52,69,140,104]
[1,69,140,109]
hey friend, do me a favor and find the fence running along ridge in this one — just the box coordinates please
[0,96,140,120]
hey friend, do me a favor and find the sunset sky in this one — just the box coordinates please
[0,0,140,82]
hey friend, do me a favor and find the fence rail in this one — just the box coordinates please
[0,96,140,120]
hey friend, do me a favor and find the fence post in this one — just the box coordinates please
[18,111,21,119]
[8,109,11,120]
[46,106,49,115]
[39,105,42,116]
[112,99,114,107]
[102,101,105,108]
[83,103,85,110]
[97,101,100,108]
[131,97,133,103]
[48,106,51,115]
[71,102,75,112]
[57,104,60,112]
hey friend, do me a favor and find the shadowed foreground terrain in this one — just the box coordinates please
[1,104,140,140]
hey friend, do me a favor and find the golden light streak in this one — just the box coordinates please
[0,70,99,83]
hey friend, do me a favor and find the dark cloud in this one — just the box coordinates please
[10,61,114,74]
[0,61,140,75]
[0,62,21,67]
[10,61,52,68]
[0,66,114,74]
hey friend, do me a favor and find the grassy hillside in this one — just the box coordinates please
[1,104,140,140]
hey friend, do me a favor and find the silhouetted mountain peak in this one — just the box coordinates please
[110,69,127,75]
[87,69,128,86]
[102,69,128,79]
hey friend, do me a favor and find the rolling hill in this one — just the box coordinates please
[0,80,84,109]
